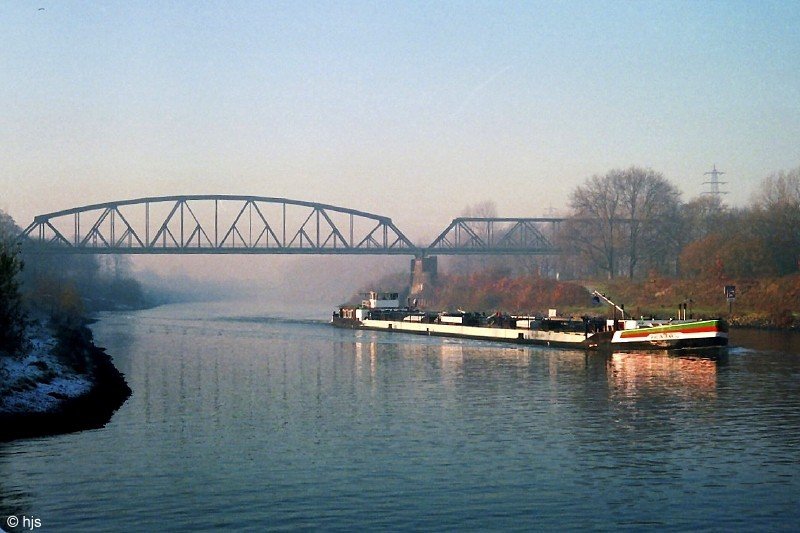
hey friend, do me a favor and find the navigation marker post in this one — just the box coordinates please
[724,285,736,315]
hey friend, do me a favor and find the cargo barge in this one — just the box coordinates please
[331,291,728,352]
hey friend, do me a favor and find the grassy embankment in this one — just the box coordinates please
[416,271,800,329]
[586,275,800,328]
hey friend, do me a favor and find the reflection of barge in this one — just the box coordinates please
[332,291,728,352]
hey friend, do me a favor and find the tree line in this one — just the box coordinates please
[444,166,800,282]
[561,165,800,280]
[0,210,147,355]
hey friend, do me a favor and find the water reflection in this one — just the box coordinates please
[0,453,35,524]
[351,336,549,386]
[4,308,800,531]
[609,352,720,401]
[353,334,378,380]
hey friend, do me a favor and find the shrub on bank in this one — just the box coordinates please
[432,271,590,314]
[0,242,28,356]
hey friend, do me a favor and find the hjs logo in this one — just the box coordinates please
[5,515,42,530]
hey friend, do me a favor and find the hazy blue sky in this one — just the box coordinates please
[2,0,799,241]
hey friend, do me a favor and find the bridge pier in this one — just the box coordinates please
[409,255,437,307]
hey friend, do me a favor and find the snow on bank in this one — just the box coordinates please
[0,324,92,414]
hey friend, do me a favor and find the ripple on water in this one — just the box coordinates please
[1,306,799,531]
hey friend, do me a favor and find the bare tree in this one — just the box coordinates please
[751,167,800,274]
[566,167,681,279]
[754,167,800,207]
[463,200,498,219]
[0,210,27,355]
[567,172,624,278]
[679,195,725,244]
[619,167,681,277]
[447,201,499,274]
[0,210,19,243]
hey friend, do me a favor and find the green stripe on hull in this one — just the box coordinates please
[620,320,720,338]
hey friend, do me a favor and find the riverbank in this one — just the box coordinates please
[0,320,131,442]
[422,271,799,329]
[588,275,800,329]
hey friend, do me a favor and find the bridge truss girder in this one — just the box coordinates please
[20,195,417,255]
[426,217,561,255]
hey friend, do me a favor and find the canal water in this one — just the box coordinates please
[2,301,799,531]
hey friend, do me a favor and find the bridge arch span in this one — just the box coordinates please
[21,195,417,254]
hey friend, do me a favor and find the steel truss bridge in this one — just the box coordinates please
[20,195,562,256]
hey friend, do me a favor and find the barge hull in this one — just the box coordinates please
[335,318,591,349]
[332,318,728,351]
